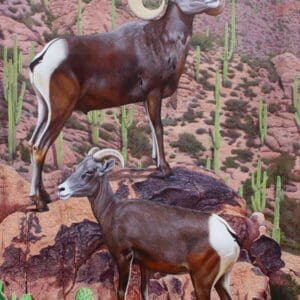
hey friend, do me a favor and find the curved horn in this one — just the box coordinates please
[88,147,100,156]
[93,148,125,168]
[205,0,225,16]
[128,0,166,20]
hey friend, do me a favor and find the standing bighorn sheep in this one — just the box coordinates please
[29,0,224,211]
[58,148,240,300]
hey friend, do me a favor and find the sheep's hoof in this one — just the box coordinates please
[41,189,52,204]
[159,163,173,178]
[30,194,49,212]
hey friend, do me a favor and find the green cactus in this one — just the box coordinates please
[212,70,221,173]
[42,0,48,9]
[259,97,268,144]
[29,41,35,62]
[272,176,284,244]
[205,156,211,170]
[19,295,32,300]
[87,110,106,145]
[206,27,209,38]
[113,106,135,165]
[251,160,268,212]
[195,45,201,82]
[76,0,83,35]
[221,0,236,82]
[0,280,6,300]
[0,280,32,300]
[3,34,26,160]
[75,287,94,300]
[293,73,300,127]
[111,0,116,30]
[56,131,63,169]
[238,184,244,197]
[10,293,16,300]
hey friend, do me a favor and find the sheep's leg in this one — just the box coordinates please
[144,103,157,163]
[215,271,232,300]
[30,73,78,211]
[145,90,172,177]
[116,254,133,300]
[140,265,149,300]
[190,271,212,300]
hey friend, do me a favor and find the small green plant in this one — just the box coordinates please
[75,287,94,300]
[111,0,116,29]
[259,97,268,144]
[113,106,135,164]
[0,280,33,300]
[171,133,205,154]
[272,176,284,244]
[251,160,268,212]
[42,0,48,9]
[3,34,26,160]
[195,45,201,81]
[191,33,214,51]
[87,110,105,145]
[206,157,211,170]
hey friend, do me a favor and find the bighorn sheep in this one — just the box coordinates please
[29,0,224,211]
[58,147,240,300]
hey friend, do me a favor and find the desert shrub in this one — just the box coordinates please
[196,128,206,135]
[162,117,177,126]
[128,122,151,158]
[191,33,214,51]
[224,99,248,113]
[235,63,244,71]
[268,103,281,114]
[183,107,196,123]
[243,87,257,98]
[195,111,204,118]
[222,80,232,88]
[231,149,253,163]
[266,152,296,186]
[271,273,300,300]
[287,104,296,113]
[102,122,115,132]
[221,157,239,170]
[169,153,176,159]
[261,84,273,94]
[221,129,241,140]
[230,91,238,97]
[73,143,90,155]
[65,116,86,131]
[240,165,249,173]
[170,133,206,154]
[18,143,31,163]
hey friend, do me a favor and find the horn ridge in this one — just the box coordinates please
[93,148,125,168]
[128,0,166,20]
[87,147,100,156]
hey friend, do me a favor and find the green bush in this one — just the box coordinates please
[191,33,214,51]
[231,149,253,163]
[196,128,206,135]
[102,122,115,132]
[128,122,151,158]
[162,117,177,126]
[170,133,206,154]
[183,108,196,123]
[224,99,248,113]
[221,156,239,170]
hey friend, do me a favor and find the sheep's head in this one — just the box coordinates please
[58,148,124,200]
[128,0,224,20]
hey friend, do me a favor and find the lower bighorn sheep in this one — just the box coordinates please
[58,148,240,300]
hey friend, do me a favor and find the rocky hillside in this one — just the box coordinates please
[0,0,300,298]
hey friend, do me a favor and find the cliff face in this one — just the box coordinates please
[0,164,283,299]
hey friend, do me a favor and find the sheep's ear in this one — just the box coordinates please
[98,159,115,176]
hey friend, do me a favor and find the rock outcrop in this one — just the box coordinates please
[0,164,284,299]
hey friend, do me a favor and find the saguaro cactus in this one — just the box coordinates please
[259,97,268,144]
[0,280,33,300]
[76,0,83,35]
[251,160,268,212]
[195,45,201,82]
[113,106,135,165]
[29,41,35,62]
[272,176,283,244]
[87,110,105,145]
[111,0,116,30]
[238,185,244,197]
[221,0,236,81]
[293,73,300,127]
[211,70,221,173]
[3,34,26,160]
[56,131,63,169]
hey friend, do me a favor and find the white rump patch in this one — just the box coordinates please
[208,214,240,288]
[31,38,68,147]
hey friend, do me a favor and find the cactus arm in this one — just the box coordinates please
[195,45,201,82]
[213,70,221,173]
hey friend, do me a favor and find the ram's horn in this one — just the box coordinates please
[87,147,101,156]
[93,148,125,168]
[205,0,225,16]
[128,0,166,20]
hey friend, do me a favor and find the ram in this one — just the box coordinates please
[58,147,240,300]
[28,0,224,210]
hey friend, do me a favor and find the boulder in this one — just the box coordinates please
[271,53,300,98]
[0,164,284,299]
[0,165,31,222]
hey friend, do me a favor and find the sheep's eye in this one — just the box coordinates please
[86,170,94,176]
